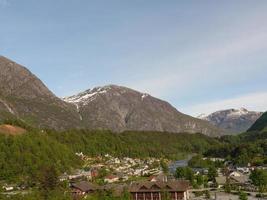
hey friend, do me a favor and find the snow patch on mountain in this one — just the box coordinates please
[63,85,112,105]
[197,113,208,119]
[141,93,149,100]
[198,108,263,134]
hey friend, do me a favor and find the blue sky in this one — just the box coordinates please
[1,0,267,116]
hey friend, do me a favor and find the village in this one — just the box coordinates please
[59,153,163,183]
[58,154,267,200]
[2,153,267,200]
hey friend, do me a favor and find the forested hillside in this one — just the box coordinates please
[248,111,267,132]
[204,128,267,166]
[0,120,220,184]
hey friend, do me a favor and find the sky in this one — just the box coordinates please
[1,0,267,116]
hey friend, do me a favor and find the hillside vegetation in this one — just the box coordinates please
[0,120,220,184]
[248,111,267,132]
[204,128,267,166]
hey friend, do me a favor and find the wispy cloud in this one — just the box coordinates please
[184,91,267,116]
[129,30,267,98]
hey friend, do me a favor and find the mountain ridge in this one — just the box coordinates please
[198,108,263,134]
[0,56,82,130]
[0,56,223,136]
[63,85,224,136]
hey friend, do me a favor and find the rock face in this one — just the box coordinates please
[64,85,223,137]
[0,56,82,130]
[0,56,223,136]
[198,108,263,134]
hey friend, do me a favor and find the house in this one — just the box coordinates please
[229,175,249,186]
[67,169,92,180]
[192,168,208,175]
[2,185,15,191]
[71,181,98,196]
[104,175,120,183]
[129,180,190,200]
[91,168,99,178]
[59,173,68,182]
[236,167,250,174]
[229,171,242,177]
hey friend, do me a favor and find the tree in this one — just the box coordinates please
[175,167,194,184]
[196,174,204,186]
[205,190,210,199]
[239,191,248,200]
[162,190,171,200]
[38,165,59,192]
[160,160,169,174]
[175,167,187,179]
[207,166,217,182]
[121,188,131,200]
[224,178,231,193]
[250,169,267,193]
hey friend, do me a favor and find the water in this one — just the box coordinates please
[168,155,193,174]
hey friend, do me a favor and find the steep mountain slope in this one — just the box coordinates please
[0,56,82,130]
[198,108,262,134]
[0,56,224,136]
[64,85,223,137]
[248,111,267,132]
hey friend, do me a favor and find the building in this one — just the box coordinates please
[229,171,242,177]
[67,169,92,180]
[71,181,99,197]
[129,180,190,200]
[2,185,15,191]
[229,175,250,189]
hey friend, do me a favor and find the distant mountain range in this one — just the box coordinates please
[198,108,263,134]
[0,56,224,136]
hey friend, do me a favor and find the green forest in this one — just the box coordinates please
[0,119,267,199]
[0,120,220,183]
[204,130,267,166]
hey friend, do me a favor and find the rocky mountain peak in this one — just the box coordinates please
[199,108,263,134]
[63,85,151,106]
[0,56,82,130]
[0,56,224,136]
[64,84,223,136]
[0,56,54,99]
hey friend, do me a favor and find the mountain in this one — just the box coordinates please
[248,111,267,132]
[198,108,263,134]
[0,56,223,136]
[63,85,223,137]
[0,56,82,130]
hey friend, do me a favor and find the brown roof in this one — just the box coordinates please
[129,180,190,192]
[71,181,99,192]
